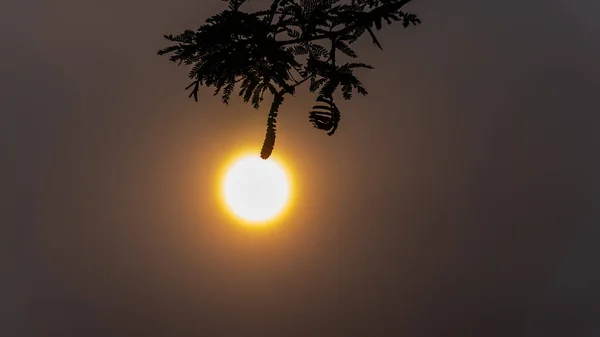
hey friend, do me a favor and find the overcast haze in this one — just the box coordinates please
[2,0,600,336]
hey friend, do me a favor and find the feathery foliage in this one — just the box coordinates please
[158,0,421,159]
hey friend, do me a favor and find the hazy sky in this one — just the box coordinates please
[2,0,599,336]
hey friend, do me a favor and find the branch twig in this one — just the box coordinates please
[276,0,412,46]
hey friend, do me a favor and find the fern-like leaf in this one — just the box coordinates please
[366,27,383,50]
[403,12,421,27]
[224,0,248,12]
[309,77,326,92]
[185,80,201,101]
[289,45,309,55]
[309,43,330,58]
[222,81,236,104]
[286,28,301,39]
[301,0,338,16]
[335,40,357,58]
[251,82,267,108]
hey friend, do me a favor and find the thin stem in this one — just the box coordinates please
[292,74,312,88]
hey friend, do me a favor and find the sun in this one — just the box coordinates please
[222,155,291,225]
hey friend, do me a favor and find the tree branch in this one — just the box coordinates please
[291,74,312,88]
[276,0,413,46]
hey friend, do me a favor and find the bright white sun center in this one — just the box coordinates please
[223,155,290,223]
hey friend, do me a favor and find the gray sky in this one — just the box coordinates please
[2,0,599,336]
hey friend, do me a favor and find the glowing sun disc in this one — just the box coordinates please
[222,155,290,223]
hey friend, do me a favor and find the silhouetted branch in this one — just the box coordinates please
[276,0,414,46]
[159,0,421,158]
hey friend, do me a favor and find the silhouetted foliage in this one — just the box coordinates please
[158,0,420,159]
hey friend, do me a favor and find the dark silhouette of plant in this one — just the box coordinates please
[158,0,420,159]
